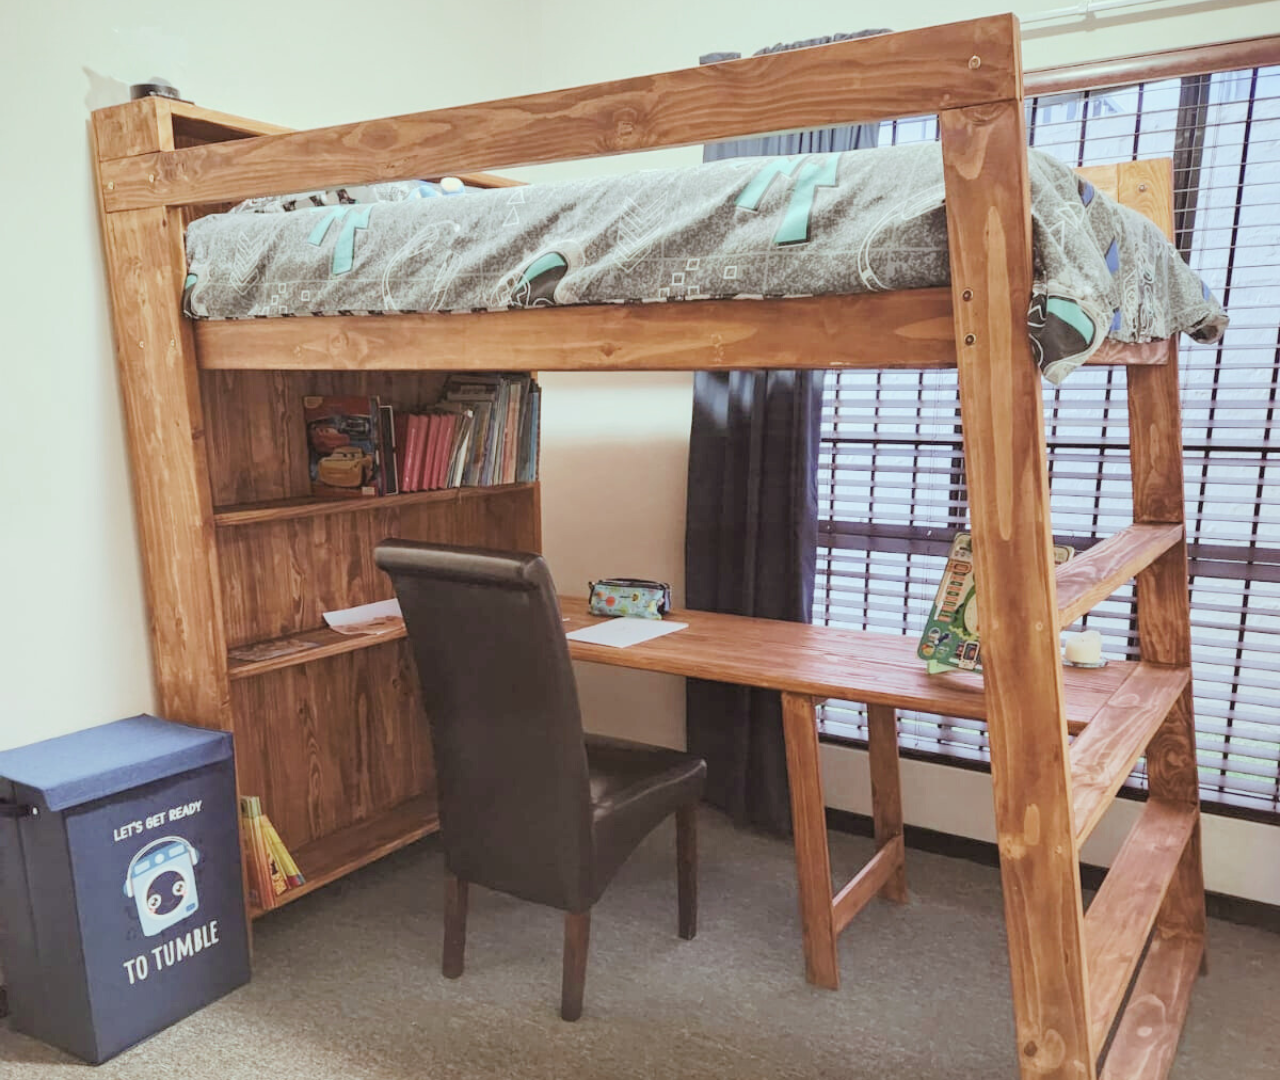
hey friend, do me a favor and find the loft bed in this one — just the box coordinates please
[92,15,1210,1080]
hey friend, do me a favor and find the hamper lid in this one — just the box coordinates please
[0,715,231,811]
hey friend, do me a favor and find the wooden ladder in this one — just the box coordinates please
[942,105,1205,1080]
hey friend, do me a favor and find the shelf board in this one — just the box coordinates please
[250,793,439,919]
[213,482,535,528]
[227,622,407,680]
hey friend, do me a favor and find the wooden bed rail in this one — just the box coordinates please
[97,14,1020,213]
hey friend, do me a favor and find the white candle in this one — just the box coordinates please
[1064,629,1103,665]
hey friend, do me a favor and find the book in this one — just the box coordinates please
[303,395,380,499]
[918,533,1074,674]
[394,411,412,492]
[260,814,305,888]
[238,795,277,910]
[378,404,399,496]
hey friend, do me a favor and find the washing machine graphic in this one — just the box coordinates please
[123,836,200,937]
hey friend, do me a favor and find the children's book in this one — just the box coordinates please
[303,395,380,498]
[917,532,1074,674]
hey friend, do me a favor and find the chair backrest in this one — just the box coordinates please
[375,540,594,911]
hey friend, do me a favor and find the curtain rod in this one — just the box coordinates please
[1025,31,1280,94]
[1022,0,1189,29]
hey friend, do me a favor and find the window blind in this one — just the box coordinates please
[815,65,1280,820]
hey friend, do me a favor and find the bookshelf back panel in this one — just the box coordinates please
[202,369,450,506]
[216,484,540,646]
[231,639,434,850]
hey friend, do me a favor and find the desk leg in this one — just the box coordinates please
[780,691,839,990]
[866,704,908,904]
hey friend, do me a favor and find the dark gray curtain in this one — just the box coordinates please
[685,32,886,836]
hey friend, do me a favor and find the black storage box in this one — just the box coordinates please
[0,715,251,1063]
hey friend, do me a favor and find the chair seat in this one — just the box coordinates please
[584,735,706,902]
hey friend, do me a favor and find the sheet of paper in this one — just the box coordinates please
[323,598,404,636]
[565,618,688,649]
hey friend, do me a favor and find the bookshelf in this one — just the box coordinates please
[92,99,541,924]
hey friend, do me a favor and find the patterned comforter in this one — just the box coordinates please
[183,143,1228,383]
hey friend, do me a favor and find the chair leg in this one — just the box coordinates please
[676,802,698,940]
[561,909,591,1021]
[443,873,468,979]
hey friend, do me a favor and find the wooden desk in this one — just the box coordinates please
[561,597,1137,991]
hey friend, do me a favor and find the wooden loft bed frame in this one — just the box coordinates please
[92,14,1207,1080]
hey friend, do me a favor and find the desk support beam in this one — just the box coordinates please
[781,691,841,990]
[867,704,908,903]
[780,693,910,990]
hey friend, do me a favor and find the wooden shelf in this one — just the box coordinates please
[214,482,535,528]
[250,794,439,919]
[1056,523,1184,628]
[227,623,407,680]
[1084,797,1199,1051]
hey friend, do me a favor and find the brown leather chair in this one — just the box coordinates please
[375,540,707,1021]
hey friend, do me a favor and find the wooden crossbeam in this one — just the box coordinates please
[1057,524,1185,629]
[99,17,1019,212]
[192,295,1170,374]
[1099,931,1204,1080]
[831,836,907,936]
[1071,663,1191,843]
[1084,798,1198,1052]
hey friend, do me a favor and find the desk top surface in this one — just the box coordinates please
[560,596,1131,730]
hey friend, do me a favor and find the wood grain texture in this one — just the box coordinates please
[230,640,434,852]
[1084,798,1197,1052]
[940,99,1095,1078]
[1056,524,1184,629]
[99,17,1019,212]
[93,124,232,731]
[216,485,539,646]
[93,98,172,160]
[831,836,907,936]
[214,484,535,528]
[201,368,449,507]
[561,599,1134,731]
[866,704,908,903]
[1070,663,1190,843]
[780,692,840,991]
[1098,931,1204,1080]
[193,292,1164,375]
[1120,157,1206,958]
[195,291,960,373]
[248,793,439,919]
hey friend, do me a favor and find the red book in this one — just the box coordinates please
[405,414,428,493]
[435,414,458,490]
[420,413,443,492]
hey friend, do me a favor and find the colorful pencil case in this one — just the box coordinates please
[587,579,672,619]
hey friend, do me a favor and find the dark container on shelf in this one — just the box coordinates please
[0,714,250,1063]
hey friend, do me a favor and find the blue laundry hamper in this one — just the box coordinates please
[0,715,250,1063]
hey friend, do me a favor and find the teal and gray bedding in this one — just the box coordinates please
[183,143,1228,383]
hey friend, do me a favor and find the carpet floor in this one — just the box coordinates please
[3,809,1277,1079]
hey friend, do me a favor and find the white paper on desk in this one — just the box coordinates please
[565,618,689,649]
[323,598,404,636]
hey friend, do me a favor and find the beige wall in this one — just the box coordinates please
[3,0,1277,900]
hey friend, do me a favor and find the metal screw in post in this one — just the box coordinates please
[969,56,981,70]
[964,334,976,346]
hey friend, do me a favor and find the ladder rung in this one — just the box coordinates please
[1071,663,1190,844]
[1085,798,1199,1052]
[1056,524,1184,628]
[1100,931,1204,1080]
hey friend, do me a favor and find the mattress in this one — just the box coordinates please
[183,143,1228,384]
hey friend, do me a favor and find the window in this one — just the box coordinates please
[815,63,1280,819]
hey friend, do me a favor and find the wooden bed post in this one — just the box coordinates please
[91,101,233,734]
[939,94,1096,1079]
